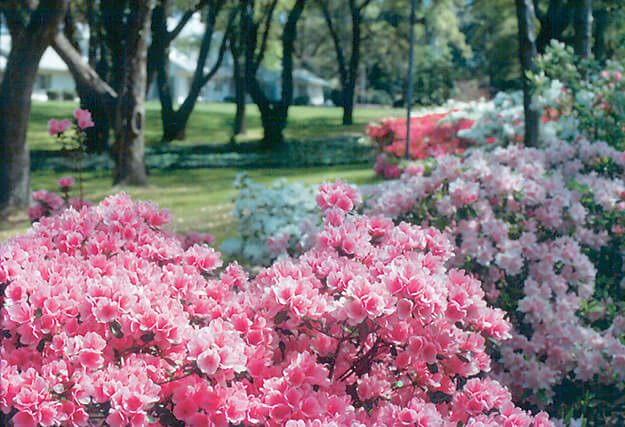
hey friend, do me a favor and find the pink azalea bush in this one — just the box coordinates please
[366,112,475,178]
[1,184,551,426]
[28,176,92,222]
[362,139,625,423]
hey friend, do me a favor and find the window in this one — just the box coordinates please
[36,74,51,90]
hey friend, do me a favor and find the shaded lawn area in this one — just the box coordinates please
[0,165,381,244]
[28,101,404,151]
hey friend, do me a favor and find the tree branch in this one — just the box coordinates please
[315,0,347,82]
[52,32,117,99]
[254,0,278,69]
[358,0,374,11]
[200,8,235,87]
[167,0,209,42]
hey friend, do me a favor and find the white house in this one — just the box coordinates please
[148,39,330,105]
[1,27,330,105]
[0,34,76,101]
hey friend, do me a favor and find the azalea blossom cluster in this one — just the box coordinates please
[365,112,475,178]
[1,184,551,426]
[48,109,94,136]
[28,176,92,222]
[221,174,320,265]
[362,138,625,421]
[530,40,625,149]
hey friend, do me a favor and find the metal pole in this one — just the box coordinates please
[405,0,417,159]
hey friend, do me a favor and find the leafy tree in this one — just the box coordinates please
[314,0,373,124]
[0,0,70,212]
[228,5,248,138]
[515,0,540,147]
[241,0,307,150]
[101,0,153,186]
[363,0,471,106]
[151,0,234,142]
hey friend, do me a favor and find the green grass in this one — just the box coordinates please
[0,166,381,244]
[9,101,394,245]
[28,101,403,150]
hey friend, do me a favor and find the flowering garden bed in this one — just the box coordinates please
[2,43,625,426]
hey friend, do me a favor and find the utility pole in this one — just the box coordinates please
[405,0,417,159]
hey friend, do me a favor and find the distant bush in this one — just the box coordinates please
[223,96,236,103]
[293,95,310,106]
[62,90,76,101]
[46,90,60,101]
[363,90,393,106]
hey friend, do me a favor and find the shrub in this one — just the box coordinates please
[293,96,310,106]
[62,91,76,101]
[0,185,551,426]
[221,174,320,265]
[362,139,625,424]
[365,111,475,178]
[531,40,625,150]
[46,90,60,101]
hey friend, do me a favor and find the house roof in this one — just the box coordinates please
[0,35,76,72]
[0,31,330,88]
[293,69,331,87]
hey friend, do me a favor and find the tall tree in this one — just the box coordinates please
[146,0,209,97]
[515,0,540,147]
[315,0,372,125]
[152,0,233,142]
[101,0,153,186]
[0,0,70,212]
[534,0,571,53]
[572,0,592,59]
[229,6,247,139]
[242,0,307,150]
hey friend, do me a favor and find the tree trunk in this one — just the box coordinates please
[232,51,247,136]
[81,1,113,153]
[243,0,305,151]
[515,0,540,147]
[343,3,362,126]
[111,1,152,186]
[572,0,592,59]
[535,0,570,53]
[259,106,285,149]
[342,89,355,125]
[230,9,247,139]
[156,2,231,143]
[0,46,40,210]
[0,1,70,212]
[593,7,607,61]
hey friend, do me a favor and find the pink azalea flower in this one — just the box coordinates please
[73,108,94,129]
[57,176,75,189]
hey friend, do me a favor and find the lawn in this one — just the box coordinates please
[0,165,381,244]
[5,101,394,244]
[28,101,404,151]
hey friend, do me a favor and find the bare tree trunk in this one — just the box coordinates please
[317,0,369,126]
[81,0,113,153]
[516,0,540,147]
[593,7,607,61]
[155,1,231,142]
[535,0,570,53]
[110,0,152,186]
[232,46,247,137]
[572,0,592,59]
[0,1,70,212]
[244,0,306,151]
